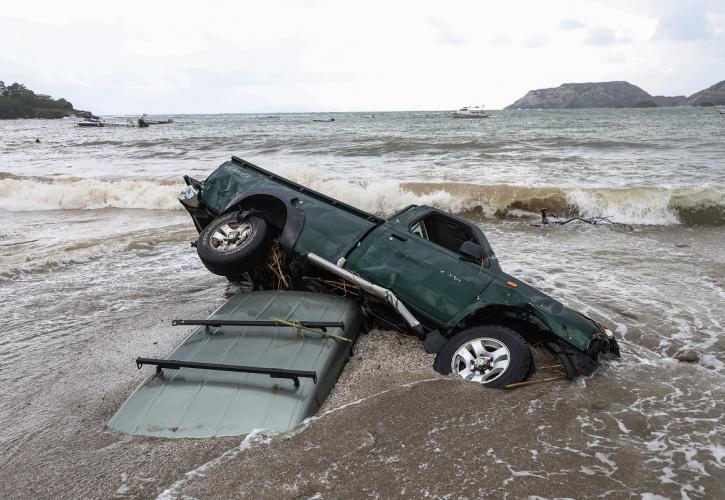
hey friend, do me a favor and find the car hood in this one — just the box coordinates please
[497,272,607,354]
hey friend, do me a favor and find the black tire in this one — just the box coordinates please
[434,325,533,389]
[196,211,274,277]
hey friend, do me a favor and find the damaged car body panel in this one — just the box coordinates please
[194,159,381,261]
[180,156,620,386]
[344,215,496,325]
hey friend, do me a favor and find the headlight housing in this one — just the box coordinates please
[178,185,199,208]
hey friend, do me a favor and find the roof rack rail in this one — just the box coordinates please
[172,319,344,332]
[135,357,318,388]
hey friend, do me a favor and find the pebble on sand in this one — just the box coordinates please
[674,348,701,363]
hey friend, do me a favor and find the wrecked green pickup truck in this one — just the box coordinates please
[179,156,619,388]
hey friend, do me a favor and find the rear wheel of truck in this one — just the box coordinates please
[196,211,274,278]
[434,326,532,389]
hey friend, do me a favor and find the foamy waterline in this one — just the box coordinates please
[0,173,182,211]
[1,171,723,225]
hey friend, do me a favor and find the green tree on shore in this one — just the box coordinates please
[0,81,87,119]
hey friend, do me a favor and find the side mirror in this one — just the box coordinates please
[459,241,485,263]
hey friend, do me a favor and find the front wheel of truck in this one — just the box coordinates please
[434,326,532,389]
[196,211,274,277]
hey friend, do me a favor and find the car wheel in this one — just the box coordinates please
[196,211,274,277]
[434,326,532,388]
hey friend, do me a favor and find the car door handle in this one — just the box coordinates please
[389,233,407,242]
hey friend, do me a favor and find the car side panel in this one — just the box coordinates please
[292,198,378,262]
[200,162,267,213]
[200,161,378,262]
[346,223,497,324]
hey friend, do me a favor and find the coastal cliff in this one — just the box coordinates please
[0,81,92,119]
[687,80,725,106]
[506,80,725,109]
[506,81,652,109]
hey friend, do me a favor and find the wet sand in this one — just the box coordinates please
[2,300,722,499]
[1,212,723,499]
[0,299,237,499]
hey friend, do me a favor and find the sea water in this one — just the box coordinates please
[0,108,723,498]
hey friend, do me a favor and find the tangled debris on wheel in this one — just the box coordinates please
[179,157,620,389]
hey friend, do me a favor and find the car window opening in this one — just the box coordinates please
[411,213,479,256]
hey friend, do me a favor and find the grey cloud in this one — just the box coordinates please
[559,18,584,30]
[522,34,548,48]
[655,6,712,41]
[584,27,617,46]
[603,53,627,64]
[428,18,467,45]
[490,34,512,47]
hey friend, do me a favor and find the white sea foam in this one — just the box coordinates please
[0,175,182,211]
[2,171,723,226]
[280,167,469,214]
[565,188,680,225]
[295,171,724,226]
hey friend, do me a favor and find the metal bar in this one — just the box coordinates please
[135,357,317,388]
[171,319,345,332]
[305,252,424,336]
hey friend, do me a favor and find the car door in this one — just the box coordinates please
[346,220,497,324]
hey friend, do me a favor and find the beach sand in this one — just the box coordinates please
[3,298,719,499]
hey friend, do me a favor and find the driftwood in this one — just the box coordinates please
[269,317,352,343]
[505,376,567,390]
[265,243,291,289]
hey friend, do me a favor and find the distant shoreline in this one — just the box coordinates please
[2,107,723,119]
[0,81,92,120]
[506,79,725,109]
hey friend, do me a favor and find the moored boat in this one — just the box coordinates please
[451,105,490,118]
[137,113,175,127]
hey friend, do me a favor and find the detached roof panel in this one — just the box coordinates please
[107,291,362,438]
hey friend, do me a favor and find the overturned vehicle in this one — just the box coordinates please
[179,157,620,388]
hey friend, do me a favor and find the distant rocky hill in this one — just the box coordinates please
[0,81,92,119]
[686,80,725,106]
[506,81,652,109]
[506,80,725,109]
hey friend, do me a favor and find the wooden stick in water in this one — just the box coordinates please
[505,376,567,390]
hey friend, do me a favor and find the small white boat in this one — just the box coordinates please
[77,116,105,127]
[451,105,490,118]
[718,108,725,115]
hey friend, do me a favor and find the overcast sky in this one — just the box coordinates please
[1,0,723,113]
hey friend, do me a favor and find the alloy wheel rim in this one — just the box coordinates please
[451,337,510,384]
[209,221,254,253]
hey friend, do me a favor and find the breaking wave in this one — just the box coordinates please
[283,169,725,226]
[1,171,723,225]
[0,172,182,211]
[398,182,725,226]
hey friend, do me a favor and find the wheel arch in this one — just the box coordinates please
[457,305,559,349]
[457,305,596,380]
[221,188,306,250]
